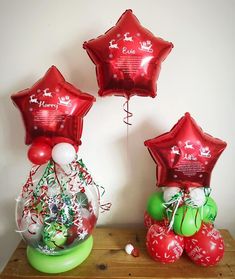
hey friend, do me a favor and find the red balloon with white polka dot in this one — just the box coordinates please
[184,223,224,266]
[146,224,184,263]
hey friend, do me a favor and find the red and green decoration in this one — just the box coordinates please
[144,113,226,266]
[12,66,111,273]
[16,159,103,254]
[16,158,111,273]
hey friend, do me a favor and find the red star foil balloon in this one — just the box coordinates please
[11,66,95,145]
[144,113,227,188]
[83,9,173,100]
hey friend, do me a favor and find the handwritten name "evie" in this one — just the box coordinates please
[122,47,135,55]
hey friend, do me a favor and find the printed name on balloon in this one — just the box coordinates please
[29,90,73,111]
[170,141,212,162]
[122,47,136,55]
[183,154,197,161]
[109,32,154,55]
[38,101,59,110]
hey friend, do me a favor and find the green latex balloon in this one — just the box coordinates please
[202,197,218,223]
[27,235,93,273]
[146,192,166,221]
[173,205,202,237]
[43,222,67,249]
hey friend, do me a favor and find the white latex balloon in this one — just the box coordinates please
[20,212,43,242]
[52,143,76,165]
[163,187,181,202]
[189,187,206,207]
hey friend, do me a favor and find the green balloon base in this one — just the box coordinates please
[27,236,93,274]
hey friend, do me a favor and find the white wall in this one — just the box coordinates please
[0,0,235,271]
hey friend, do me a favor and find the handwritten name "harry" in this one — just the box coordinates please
[39,101,59,110]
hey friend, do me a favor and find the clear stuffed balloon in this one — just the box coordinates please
[16,159,99,256]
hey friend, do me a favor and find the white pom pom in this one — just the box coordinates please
[125,243,134,255]
[163,187,181,202]
[189,187,206,207]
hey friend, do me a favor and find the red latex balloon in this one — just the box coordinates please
[184,223,224,266]
[144,211,165,229]
[28,142,52,165]
[83,9,173,100]
[145,113,227,188]
[11,66,95,145]
[32,136,79,152]
[67,225,78,245]
[146,224,184,263]
[83,216,95,235]
[89,213,97,231]
[66,215,96,246]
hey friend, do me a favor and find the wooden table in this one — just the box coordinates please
[1,227,235,279]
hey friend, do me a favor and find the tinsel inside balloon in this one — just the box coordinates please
[16,159,99,255]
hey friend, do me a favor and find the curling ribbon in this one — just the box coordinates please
[100,202,112,213]
[123,99,133,126]
[163,191,184,231]
[204,187,212,197]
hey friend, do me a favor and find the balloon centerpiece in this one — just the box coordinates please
[16,160,99,255]
[144,113,227,266]
[12,66,111,273]
[83,9,173,125]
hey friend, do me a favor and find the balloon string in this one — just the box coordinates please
[163,191,183,232]
[123,99,133,172]
[204,187,211,197]
[54,162,64,193]
[167,197,182,232]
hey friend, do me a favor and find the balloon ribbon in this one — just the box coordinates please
[123,99,133,126]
